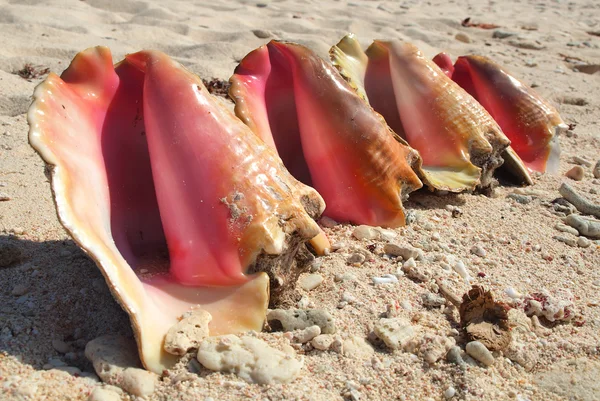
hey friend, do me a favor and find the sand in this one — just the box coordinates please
[1,0,600,400]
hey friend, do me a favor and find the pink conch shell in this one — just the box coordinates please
[432,52,455,78]
[450,55,567,174]
[28,47,325,373]
[330,35,511,192]
[230,40,423,228]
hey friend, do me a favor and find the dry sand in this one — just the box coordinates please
[1,0,600,400]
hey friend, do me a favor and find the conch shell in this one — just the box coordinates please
[27,47,325,373]
[330,35,511,192]
[450,55,568,174]
[230,40,423,228]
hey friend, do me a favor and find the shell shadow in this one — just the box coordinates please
[0,235,131,372]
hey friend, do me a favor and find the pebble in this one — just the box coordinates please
[384,243,423,260]
[252,29,272,38]
[565,214,600,238]
[493,30,517,39]
[334,272,356,282]
[85,335,156,392]
[470,244,487,257]
[422,293,446,308]
[52,339,72,354]
[571,156,592,167]
[555,223,580,236]
[505,287,523,299]
[507,193,532,204]
[372,274,398,285]
[0,240,22,268]
[311,334,334,351]
[352,225,380,240]
[446,346,465,366]
[455,32,471,43]
[565,166,585,181]
[444,386,457,398]
[594,160,600,178]
[347,253,365,265]
[120,368,157,396]
[465,341,494,366]
[292,325,321,343]
[88,386,122,401]
[553,235,577,247]
[164,309,212,355]
[299,274,324,291]
[341,335,375,359]
[452,260,473,284]
[267,309,336,334]
[577,237,592,248]
[0,193,10,201]
[373,318,415,350]
[198,335,303,384]
[11,284,29,296]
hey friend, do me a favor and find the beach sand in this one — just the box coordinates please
[1,0,600,400]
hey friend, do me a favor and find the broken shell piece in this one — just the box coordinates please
[197,335,303,384]
[451,55,567,174]
[330,35,510,192]
[459,286,511,351]
[164,309,212,356]
[28,47,325,373]
[230,40,423,227]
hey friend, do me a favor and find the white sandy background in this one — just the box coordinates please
[1,0,600,400]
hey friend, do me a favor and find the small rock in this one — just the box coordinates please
[422,293,446,308]
[52,339,72,354]
[164,309,212,355]
[577,237,592,248]
[465,341,494,366]
[299,274,324,291]
[85,335,143,386]
[384,243,423,260]
[565,214,600,238]
[11,284,29,296]
[553,235,577,247]
[470,244,486,257]
[555,223,579,236]
[352,225,380,240]
[566,166,585,181]
[508,40,545,50]
[444,386,456,398]
[267,309,336,334]
[252,29,272,38]
[0,193,10,201]
[446,346,465,366]
[87,386,122,401]
[292,325,321,343]
[341,335,374,359]
[347,253,365,265]
[120,368,157,396]
[197,335,303,384]
[570,156,592,167]
[372,274,398,285]
[455,32,471,43]
[507,193,532,204]
[311,334,334,351]
[493,30,517,39]
[594,160,600,178]
[319,216,338,228]
[373,318,415,350]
